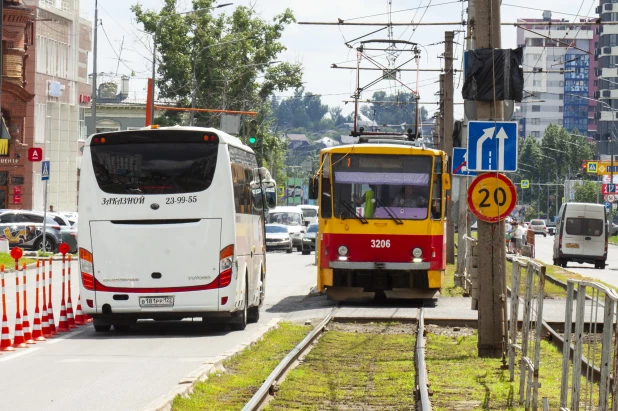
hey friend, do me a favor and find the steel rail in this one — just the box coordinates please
[416,307,432,410]
[241,307,337,411]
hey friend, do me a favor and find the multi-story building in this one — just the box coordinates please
[596,0,618,156]
[517,11,598,140]
[24,0,92,212]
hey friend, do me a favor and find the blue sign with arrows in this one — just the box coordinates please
[451,147,477,176]
[467,121,518,172]
[605,201,611,211]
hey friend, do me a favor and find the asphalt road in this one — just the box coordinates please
[0,251,322,411]
[533,234,618,288]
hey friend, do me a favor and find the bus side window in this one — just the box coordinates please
[321,154,332,218]
[431,156,442,219]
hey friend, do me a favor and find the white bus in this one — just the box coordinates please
[78,126,276,332]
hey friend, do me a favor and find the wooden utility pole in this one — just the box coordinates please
[475,0,506,358]
[444,32,455,265]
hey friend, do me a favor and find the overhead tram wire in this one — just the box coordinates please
[342,0,463,22]
[501,3,596,18]
[557,0,597,60]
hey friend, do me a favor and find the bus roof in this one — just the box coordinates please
[85,125,255,154]
[320,142,443,156]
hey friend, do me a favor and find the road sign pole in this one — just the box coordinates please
[42,179,48,253]
[474,0,506,359]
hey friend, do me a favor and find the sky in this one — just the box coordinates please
[82,0,599,119]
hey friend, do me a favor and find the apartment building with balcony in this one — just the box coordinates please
[23,0,92,212]
[516,11,598,140]
[596,0,618,156]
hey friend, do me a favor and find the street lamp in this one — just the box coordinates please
[149,3,233,125]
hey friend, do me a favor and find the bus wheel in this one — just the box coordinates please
[94,322,111,332]
[230,277,248,331]
[248,275,262,324]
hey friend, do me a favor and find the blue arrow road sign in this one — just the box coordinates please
[605,201,611,211]
[41,160,50,181]
[451,147,477,176]
[467,121,518,172]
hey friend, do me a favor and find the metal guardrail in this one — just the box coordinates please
[416,308,431,411]
[559,280,618,411]
[508,257,547,410]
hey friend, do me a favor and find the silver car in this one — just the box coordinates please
[0,210,63,252]
[529,219,548,237]
[302,223,318,255]
[265,224,293,253]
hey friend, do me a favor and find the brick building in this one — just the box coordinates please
[0,1,35,209]
[23,0,92,212]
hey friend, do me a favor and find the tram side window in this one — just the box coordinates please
[321,154,332,218]
[431,156,442,219]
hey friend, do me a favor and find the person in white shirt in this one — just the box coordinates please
[512,221,527,256]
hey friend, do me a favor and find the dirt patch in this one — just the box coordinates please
[328,321,416,335]
[425,324,476,338]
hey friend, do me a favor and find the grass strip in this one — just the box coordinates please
[266,323,416,410]
[426,331,599,410]
[0,252,35,268]
[172,323,311,411]
[441,264,465,297]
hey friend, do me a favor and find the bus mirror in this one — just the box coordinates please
[308,176,319,200]
[264,188,277,209]
[442,174,451,190]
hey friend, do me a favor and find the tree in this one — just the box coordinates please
[132,0,303,128]
[573,181,600,204]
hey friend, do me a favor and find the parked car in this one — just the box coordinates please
[265,224,293,253]
[0,210,63,252]
[547,222,556,236]
[612,222,618,236]
[48,213,78,253]
[302,223,318,255]
[529,219,548,237]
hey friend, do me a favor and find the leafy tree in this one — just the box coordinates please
[273,88,329,130]
[359,91,419,128]
[573,181,601,204]
[132,0,303,131]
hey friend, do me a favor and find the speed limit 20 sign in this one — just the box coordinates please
[467,174,517,223]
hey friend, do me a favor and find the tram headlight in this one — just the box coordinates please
[338,245,348,256]
[412,247,423,258]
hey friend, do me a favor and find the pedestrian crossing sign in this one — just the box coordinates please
[277,186,284,197]
[521,180,530,189]
[41,160,50,181]
[587,162,598,173]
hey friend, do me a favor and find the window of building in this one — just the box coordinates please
[530,118,540,125]
[559,94,564,100]
[531,131,541,138]
[78,107,86,142]
[532,105,541,112]
[35,104,46,144]
[533,80,542,87]
[527,38,544,47]
[36,35,46,74]
[559,81,564,87]
[559,106,564,112]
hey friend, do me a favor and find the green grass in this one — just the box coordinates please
[265,324,416,410]
[426,332,598,410]
[609,235,618,243]
[0,252,35,269]
[441,264,465,297]
[172,323,311,411]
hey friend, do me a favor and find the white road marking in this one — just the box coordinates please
[0,347,40,363]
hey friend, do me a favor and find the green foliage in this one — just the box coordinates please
[131,0,303,127]
[273,88,329,130]
[573,180,601,204]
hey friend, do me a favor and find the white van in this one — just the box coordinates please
[553,203,608,269]
[267,206,306,251]
[298,205,319,225]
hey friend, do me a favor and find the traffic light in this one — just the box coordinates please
[247,119,258,145]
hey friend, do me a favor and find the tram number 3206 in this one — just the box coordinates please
[371,239,391,248]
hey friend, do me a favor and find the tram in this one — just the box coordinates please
[309,136,449,301]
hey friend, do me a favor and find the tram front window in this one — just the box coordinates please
[331,154,432,221]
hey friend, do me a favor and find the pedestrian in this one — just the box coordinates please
[49,205,54,212]
[512,221,527,256]
[509,220,517,253]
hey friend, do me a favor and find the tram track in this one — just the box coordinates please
[241,306,431,411]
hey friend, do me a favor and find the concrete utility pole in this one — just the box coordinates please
[438,74,445,149]
[475,0,506,359]
[444,32,455,265]
[456,0,475,280]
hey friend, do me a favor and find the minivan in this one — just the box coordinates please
[267,206,306,251]
[553,203,608,269]
[298,205,319,225]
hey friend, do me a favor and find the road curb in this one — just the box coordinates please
[141,317,282,411]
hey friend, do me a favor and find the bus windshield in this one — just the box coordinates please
[90,137,218,195]
[331,154,432,220]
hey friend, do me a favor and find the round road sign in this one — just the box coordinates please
[467,174,517,223]
[10,247,22,261]
[58,242,70,255]
[608,194,616,203]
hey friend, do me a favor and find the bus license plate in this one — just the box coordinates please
[139,296,174,307]
[565,243,580,249]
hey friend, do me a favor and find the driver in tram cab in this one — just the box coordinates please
[352,185,376,218]
[392,185,428,208]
